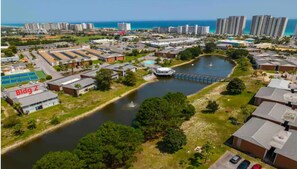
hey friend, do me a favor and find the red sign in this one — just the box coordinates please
[15,86,38,96]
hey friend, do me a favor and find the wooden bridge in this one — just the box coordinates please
[174,73,228,84]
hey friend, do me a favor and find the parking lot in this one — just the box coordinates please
[209,151,258,169]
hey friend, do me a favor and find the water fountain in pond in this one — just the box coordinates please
[128,101,136,108]
[209,62,213,67]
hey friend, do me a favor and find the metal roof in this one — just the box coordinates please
[47,74,81,86]
[63,78,95,90]
[16,90,58,107]
[252,102,297,128]
[233,117,285,149]
[268,79,290,91]
[274,130,297,161]
[255,87,296,105]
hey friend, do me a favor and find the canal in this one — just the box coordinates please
[2,55,235,169]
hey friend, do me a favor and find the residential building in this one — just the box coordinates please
[252,102,297,130]
[250,15,288,38]
[232,117,297,169]
[216,16,246,36]
[254,87,297,108]
[216,18,228,34]
[3,84,59,114]
[117,22,131,31]
[62,78,96,96]
[267,79,291,91]
[47,74,82,91]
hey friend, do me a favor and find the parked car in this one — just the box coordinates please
[237,160,251,169]
[229,155,242,164]
[251,164,262,169]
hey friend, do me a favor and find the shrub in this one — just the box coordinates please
[50,116,60,125]
[27,119,37,130]
[13,123,24,135]
[2,115,20,128]
[205,100,219,113]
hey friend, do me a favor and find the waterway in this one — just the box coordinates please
[1,55,235,169]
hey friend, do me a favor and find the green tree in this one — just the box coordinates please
[226,49,249,60]
[201,141,214,164]
[33,151,84,169]
[3,49,14,56]
[159,128,187,153]
[178,50,193,60]
[122,70,137,86]
[13,102,22,112]
[204,42,217,53]
[205,100,219,113]
[45,75,52,80]
[130,49,139,56]
[95,69,113,91]
[188,46,202,56]
[27,119,37,130]
[226,78,246,95]
[74,122,143,169]
[134,97,173,140]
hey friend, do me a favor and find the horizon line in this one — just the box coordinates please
[3,18,297,24]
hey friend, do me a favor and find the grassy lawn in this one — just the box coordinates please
[133,58,275,169]
[125,53,150,63]
[72,35,112,44]
[35,70,46,79]
[1,70,147,148]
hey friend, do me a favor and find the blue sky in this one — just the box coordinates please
[2,0,297,23]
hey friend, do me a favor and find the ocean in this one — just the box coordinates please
[2,19,297,35]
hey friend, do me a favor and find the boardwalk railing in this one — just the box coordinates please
[174,73,227,84]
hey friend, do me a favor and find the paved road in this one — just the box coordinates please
[210,151,255,169]
[30,51,63,79]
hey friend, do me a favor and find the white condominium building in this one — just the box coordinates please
[117,22,131,31]
[250,15,288,38]
[216,16,246,36]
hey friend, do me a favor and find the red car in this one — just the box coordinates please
[251,164,262,169]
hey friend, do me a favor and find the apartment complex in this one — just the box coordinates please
[3,84,59,114]
[152,25,210,35]
[216,16,246,36]
[117,22,131,31]
[250,15,288,38]
[24,22,94,32]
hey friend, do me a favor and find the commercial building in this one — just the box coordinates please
[81,68,119,80]
[3,84,59,114]
[250,15,288,38]
[217,39,253,47]
[146,38,200,47]
[117,22,131,31]
[232,117,297,169]
[216,16,246,36]
[84,49,125,63]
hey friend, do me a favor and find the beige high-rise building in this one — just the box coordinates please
[250,15,288,38]
[216,16,246,36]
